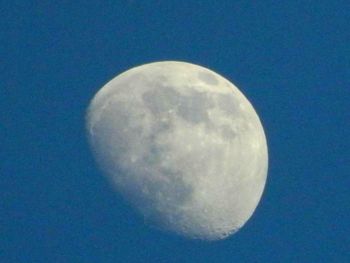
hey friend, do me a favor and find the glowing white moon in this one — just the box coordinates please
[86,61,268,240]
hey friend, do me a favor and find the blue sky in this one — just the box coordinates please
[1,1,349,262]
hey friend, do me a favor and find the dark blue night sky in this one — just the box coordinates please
[2,1,349,262]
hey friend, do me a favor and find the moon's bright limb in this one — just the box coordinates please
[86,61,268,240]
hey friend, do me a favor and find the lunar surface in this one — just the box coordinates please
[86,61,268,240]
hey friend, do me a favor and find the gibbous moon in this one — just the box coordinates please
[86,61,268,240]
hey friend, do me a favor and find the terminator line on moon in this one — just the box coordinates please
[86,61,268,240]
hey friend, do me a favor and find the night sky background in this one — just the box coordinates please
[2,1,349,262]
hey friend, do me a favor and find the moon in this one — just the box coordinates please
[86,61,268,240]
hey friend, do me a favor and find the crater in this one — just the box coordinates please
[215,93,240,115]
[143,87,180,114]
[142,87,215,124]
[142,127,194,210]
[220,124,237,140]
[198,71,219,86]
[177,92,213,124]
